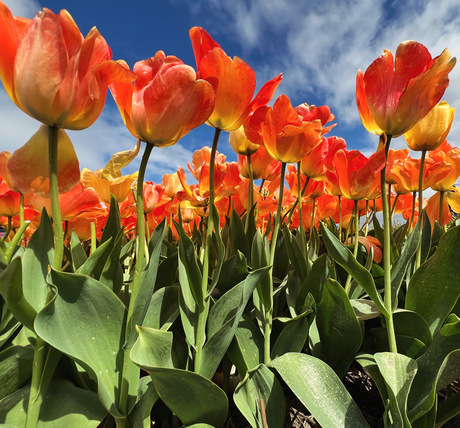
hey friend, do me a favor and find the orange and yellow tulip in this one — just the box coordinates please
[0,2,134,130]
[356,41,456,137]
[110,51,215,147]
[190,27,282,131]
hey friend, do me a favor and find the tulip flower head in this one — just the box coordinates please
[110,51,215,147]
[0,2,135,129]
[356,41,456,137]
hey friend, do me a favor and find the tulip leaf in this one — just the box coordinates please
[310,278,362,377]
[22,209,54,312]
[320,223,389,318]
[0,378,107,427]
[374,352,418,427]
[127,376,159,428]
[227,316,264,376]
[216,251,248,295]
[297,253,329,313]
[75,237,113,278]
[141,367,228,428]
[0,345,34,400]
[34,270,138,417]
[408,315,460,420]
[270,353,370,428]
[251,230,272,311]
[143,285,179,331]
[230,209,250,260]
[70,230,87,271]
[283,227,308,281]
[131,326,174,369]
[100,194,121,245]
[234,363,286,428]
[0,257,36,331]
[405,225,460,335]
[98,228,124,293]
[208,203,225,296]
[200,266,270,379]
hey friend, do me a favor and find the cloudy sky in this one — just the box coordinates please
[1,0,459,183]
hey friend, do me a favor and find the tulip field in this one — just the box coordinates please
[0,2,460,427]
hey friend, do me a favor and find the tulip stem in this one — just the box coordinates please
[381,135,397,353]
[415,150,427,271]
[265,162,286,364]
[19,193,25,228]
[345,200,359,294]
[195,127,221,374]
[297,162,306,255]
[245,154,254,233]
[48,126,63,270]
[338,195,342,241]
[439,191,445,226]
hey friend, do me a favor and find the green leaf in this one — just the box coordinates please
[143,285,179,331]
[297,253,329,313]
[0,345,33,400]
[310,278,362,377]
[99,228,124,293]
[70,230,87,271]
[405,225,460,335]
[270,353,370,428]
[216,251,248,295]
[283,227,307,280]
[76,237,113,277]
[374,352,418,428]
[251,230,272,311]
[200,267,270,379]
[227,316,264,375]
[0,257,36,330]
[34,270,138,417]
[143,367,228,428]
[126,220,166,348]
[127,376,159,428]
[320,223,389,318]
[393,310,432,347]
[234,363,286,428]
[131,326,174,368]
[22,209,54,312]
[100,194,121,245]
[350,299,381,321]
[208,204,225,296]
[271,311,311,359]
[0,378,107,427]
[230,209,250,260]
[391,216,422,308]
[408,315,460,420]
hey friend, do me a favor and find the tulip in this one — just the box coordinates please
[0,2,135,129]
[229,125,260,156]
[404,101,455,151]
[190,27,282,132]
[110,51,215,147]
[247,95,323,164]
[356,41,456,137]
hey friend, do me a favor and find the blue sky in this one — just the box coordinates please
[1,0,459,184]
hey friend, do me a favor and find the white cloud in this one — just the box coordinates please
[2,0,40,18]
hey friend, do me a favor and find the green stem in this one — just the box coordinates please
[19,193,24,227]
[120,140,152,415]
[90,222,96,254]
[309,197,316,244]
[195,127,221,374]
[297,162,306,255]
[338,195,342,241]
[344,200,359,294]
[265,162,286,364]
[286,175,309,224]
[409,192,416,232]
[245,154,254,233]
[381,134,397,353]
[364,200,369,236]
[439,190,445,226]
[414,150,427,271]
[48,126,64,271]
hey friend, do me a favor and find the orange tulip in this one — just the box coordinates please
[332,149,385,200]
[247,95,323,164]
[238,145,281,180]
[356,41,456,137]
[229,125,260,156]
[0,181,20,217]
[190,27,282,131]
[0,2,134,130]
[429,141,460,191]
[110,51,215,146]
[385,149,410,185]
[143,182,164,214]
[404,101,455,151]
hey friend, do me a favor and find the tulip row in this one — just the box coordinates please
[0,1,460,428]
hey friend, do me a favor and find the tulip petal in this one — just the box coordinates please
[7,125,80,195]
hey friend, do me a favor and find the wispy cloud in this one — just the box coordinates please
[2,0,40,18]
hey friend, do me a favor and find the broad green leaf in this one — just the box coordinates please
[143,367,228,428]
[76,238,113,277]
[230,209,250,260]
[311,279,362,377]
[216,251,248,295]
[34,270,138,417]
[320,223,389,318]
[393,310,432,347]
[127,376,159,428]
[436,387,460,427]
[208,203,225,295]
[350,299,381,321]
[100,194,121,245]
[22,209,54,312]
[227,316,264,375]
[374,352,418,428]
[70,230,87,271]
[154,251,178,289]
[270,353,370,428]
[408,315,460,420]
[406,225,460,335]
[391,216,422,308]
[251,230,272,311]
[143,285,179,331]
[0,378,106,427]
[126,220,166,348]
[234,363,286,428]
[0,345,33,400]
[271,311,310,359]
[297,253,329,313]
[131,326,174,369]
[0,257,36,330]
[200,267,270,379]
[370,327,427,359]
[99,228,124,293]
[283,227,307,280]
